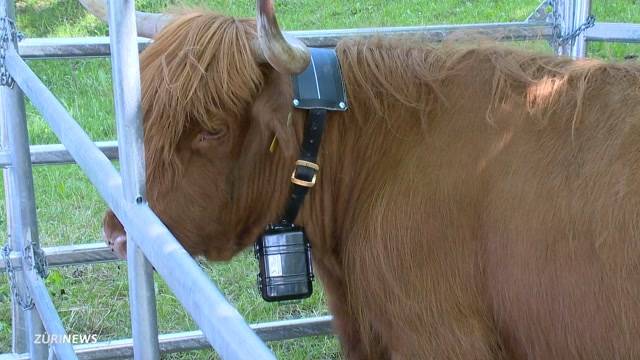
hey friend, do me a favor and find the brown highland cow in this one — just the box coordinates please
[88,0,640,358]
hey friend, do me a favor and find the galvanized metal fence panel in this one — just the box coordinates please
[3,29,276,360]
[107,1,161,357]
[1,1,64,358]
[2,0,639,358]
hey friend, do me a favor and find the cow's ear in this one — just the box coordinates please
[251,70,297,157]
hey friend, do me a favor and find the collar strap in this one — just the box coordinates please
[279,48,348,225]
[281,109,327,224]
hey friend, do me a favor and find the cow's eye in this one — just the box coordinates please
[199,128,226,141]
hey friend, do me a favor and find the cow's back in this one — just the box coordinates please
[483,61,640,358]
[336,42,640,358]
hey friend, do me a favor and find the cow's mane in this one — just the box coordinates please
[140,12,264,193]
[140,11,640,196]
[336,36,640,133]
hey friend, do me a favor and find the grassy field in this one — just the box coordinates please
[0,0,638,358]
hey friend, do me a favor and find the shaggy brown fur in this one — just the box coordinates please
[103,11,640,359]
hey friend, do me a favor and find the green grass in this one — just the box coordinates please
[1,0,638,358]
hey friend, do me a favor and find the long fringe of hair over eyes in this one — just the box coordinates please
[139,12,264,193]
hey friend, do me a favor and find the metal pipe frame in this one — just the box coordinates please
[0,50,27,356]
[553,0,602,58]
[0,243,118,271]
[3,44,276,360]
[19,21,640,62]
[1,9,80,360]
[5,20,625,60]
[73,316,333,360]
[571,0,591,58]
[0,68,39,359]
[554,0,574,56]
[21,270,78,358]
[16,21,553,60]
[0,316,333,360]
[2,0,639,358]
[1,1,49,357]
[17,36,151,59]
[585,22,640,43]
[107,1,160,358]
[0,141,118,167]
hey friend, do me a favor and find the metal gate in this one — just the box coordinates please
[0,0,638,358]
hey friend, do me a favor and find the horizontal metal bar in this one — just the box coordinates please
[0,141,118,167]
[0,316,333,360]
[73,316,334,360]
[251,315,333,342]
[18,37,151,59]
[17,22,552,59]
[16,22,640,62]
[0,243,119,271]
[585,22,640,43]
[5,47,275,359]
[108,0,161,354]
[0,354,24,360]
[291,21,553,46]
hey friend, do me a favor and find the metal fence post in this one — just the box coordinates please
[553,0,573,55]
[1,1,48,358]
[0,65,28,357]
[571,0,591,58]
[107,0,161,358]
[0,85,25,355]
[553,0,592,57]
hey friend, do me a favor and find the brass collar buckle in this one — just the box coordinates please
[290,160,320,188]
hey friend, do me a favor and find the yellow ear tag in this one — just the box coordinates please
[269,135,279,153]
[269,113,292,153]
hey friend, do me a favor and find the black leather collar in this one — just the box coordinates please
[254,48,348,303]
[278,48,348,225]
[281,108,327,224]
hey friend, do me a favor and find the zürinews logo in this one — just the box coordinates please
[34,334,98,344]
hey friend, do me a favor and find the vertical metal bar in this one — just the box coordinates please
[555,0,590,57]
[2,84,48,360]
[107,1,160,359]
[564,0,576,56]
[555,0,575,56]
[571,0,591,58]
[1,1,47,358]
[0,67,27,356]
[0,71,25,354]
[0,1,24,351]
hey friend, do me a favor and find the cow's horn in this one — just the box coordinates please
[78,0,175,38]
[256,0,310,74]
